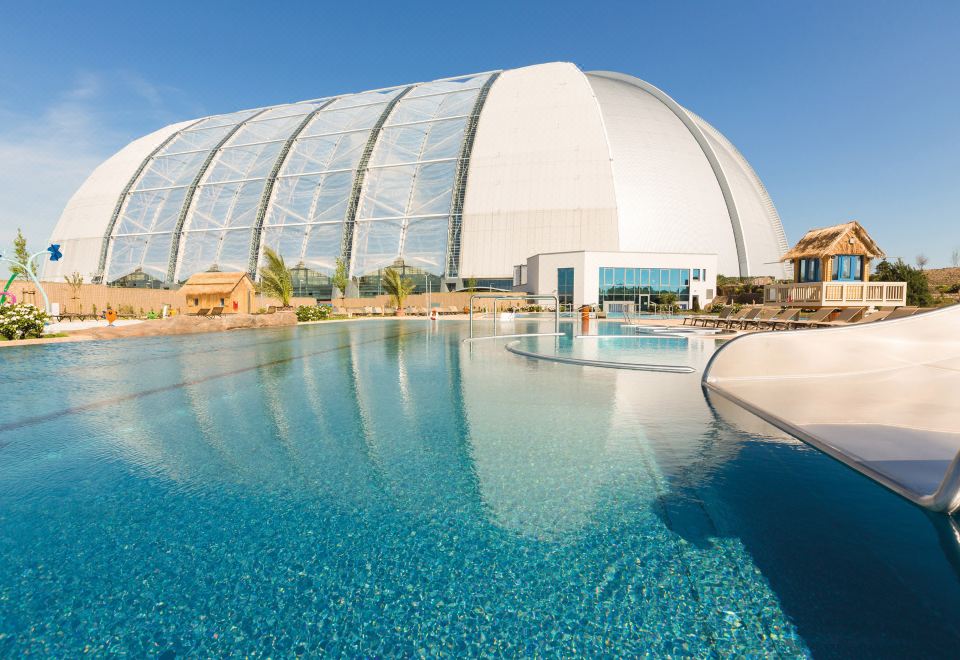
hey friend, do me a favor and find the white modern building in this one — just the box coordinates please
[45,62,788,309]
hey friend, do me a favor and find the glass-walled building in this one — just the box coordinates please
[598,267,695,310]
[522,251,717,311]
[46,63,789,295]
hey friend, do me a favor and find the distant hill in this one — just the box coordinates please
[925,267,960,291]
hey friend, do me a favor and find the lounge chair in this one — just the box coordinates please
[720,307,755,329]
[372,306,383,316]
[880,306,918,321]
[739,307,778,330]
[857,310,891,323]
[696,306,731,327]
[701,306,734,328]
[193,308,210,317]
[788,307,837,329]
[767,308,802,330]
[209,306,224,318]
[821,307,866,326]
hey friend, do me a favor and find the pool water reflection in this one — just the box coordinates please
[0,319,958,656]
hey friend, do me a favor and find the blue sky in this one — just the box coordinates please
[1,0,957,267]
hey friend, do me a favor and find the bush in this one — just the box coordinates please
[709,301,726,313]
[0,303,48,340]
[873,259,933,306]
[296,305,331,322]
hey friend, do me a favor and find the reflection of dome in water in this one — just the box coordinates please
[46,62,787,287]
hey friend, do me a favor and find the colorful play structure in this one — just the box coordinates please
[0,244,63,313]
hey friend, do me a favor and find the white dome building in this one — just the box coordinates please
[45,62,787,309]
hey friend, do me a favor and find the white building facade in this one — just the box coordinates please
[45,62,788,297]
[521,251,717,311]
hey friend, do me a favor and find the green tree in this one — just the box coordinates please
[10,228,36,277]
[258,247,293,307]
[873,258,932,307]
[382,267,416,310]
[465,277,478,292]
[331,257,349,303]
[658,291,679,312]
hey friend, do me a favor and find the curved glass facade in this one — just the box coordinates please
[101,71,498,288]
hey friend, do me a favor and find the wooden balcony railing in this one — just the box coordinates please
[763,281,907,307]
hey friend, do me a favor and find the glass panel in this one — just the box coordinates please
[260,225,307,265]
[158,125,234,155]
[325,88,402,111]
[134,151,208,190]
[402,217,449,274]
[188,180,264,231]
[255,102,326,121]
[357,165,416,219]
[176,228,251,282]
[107,233,174,283]
[371,125,431,165]
[299,104,384,138]
[405,75,486,98]
[302,222,345,273]
[407,161,456,216]
[204,141,284,183]
[189,109,259,130]
[419,118,466,161]
[351,219,404,276]
[229,115,305,146]
[115,187,187,235]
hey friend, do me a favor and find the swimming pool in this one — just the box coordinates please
[1,319,959,656]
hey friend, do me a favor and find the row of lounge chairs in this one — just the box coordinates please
[191,307,224,318]
[685,305,927,331]
[331,305,464,317]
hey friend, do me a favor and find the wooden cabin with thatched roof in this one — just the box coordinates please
[181,272,255,314]
[765,221,906,308]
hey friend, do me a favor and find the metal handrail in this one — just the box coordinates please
[467,293,559,340]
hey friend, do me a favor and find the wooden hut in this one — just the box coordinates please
[781,221,884,283]
[765,221,906,308]
[181,272,255,314]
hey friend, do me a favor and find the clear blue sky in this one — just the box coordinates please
[1,0,957,267]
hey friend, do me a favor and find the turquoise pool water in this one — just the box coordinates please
[1,319,959,656]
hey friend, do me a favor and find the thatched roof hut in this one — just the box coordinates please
[181,272,254,314]
[781,221,885,262]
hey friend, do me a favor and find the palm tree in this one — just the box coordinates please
[382,267,416,314]
[259,247,293,308]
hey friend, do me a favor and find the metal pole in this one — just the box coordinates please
[553,294,559,334]
[469,293,475,339]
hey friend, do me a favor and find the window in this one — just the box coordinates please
[193,297,199,306]
[831,255,862,281]
[220,298,225,306]
[557,268,574,309]
[800,258,821,282]
[693,269,701,281]
[597,266,692,310]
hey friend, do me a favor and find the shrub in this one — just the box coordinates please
[0,303,48,340]
[709,301,726,313]
[873,259,933,306]
[296,305,331,322]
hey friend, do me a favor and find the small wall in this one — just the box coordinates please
[329,291,532,312]
[4,281,313,316]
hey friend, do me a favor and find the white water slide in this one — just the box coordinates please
[703,304,960,514]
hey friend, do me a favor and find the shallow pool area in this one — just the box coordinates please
[2,319,959,656]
